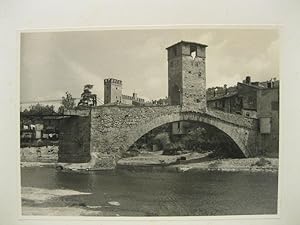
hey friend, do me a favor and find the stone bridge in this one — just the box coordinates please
[59,106,259,169]
[58,41,261,169]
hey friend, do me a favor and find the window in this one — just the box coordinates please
[260,117,271,134]
[190,45,197,59]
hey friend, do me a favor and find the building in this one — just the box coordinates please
[257,85,279,157]
[207,76,279,157]
[207,85,241,114]
[104,78,145,105]
[207,76,279,118]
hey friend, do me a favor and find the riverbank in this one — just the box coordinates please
[117,151,278,173]
[20,147,278,173]
[21,146,58,163]
[167,157,278,173]
[22,187,107,216]
[117,151,211,166]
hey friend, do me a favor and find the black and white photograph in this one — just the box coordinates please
[19,28,280,217]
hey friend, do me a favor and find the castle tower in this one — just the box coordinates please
[166,41,207,111]
[104,78,123,104]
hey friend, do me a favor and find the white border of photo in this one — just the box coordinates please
[1,1,300,225]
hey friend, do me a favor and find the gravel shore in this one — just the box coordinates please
[20,147,278,173]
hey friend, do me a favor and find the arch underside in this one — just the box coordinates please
[124,112,253,157]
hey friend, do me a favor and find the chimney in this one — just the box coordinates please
[133,92,137,100]
[214,88,218,97]
[245,76,251,84]
[224,84,228,94]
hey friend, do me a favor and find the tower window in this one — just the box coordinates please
[190,45,197,59]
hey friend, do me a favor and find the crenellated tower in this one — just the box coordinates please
[104,78,123,104]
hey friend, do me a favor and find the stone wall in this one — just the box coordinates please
[58,115,91,163]
[90,105,181,168]
[168,54,182,105]
[181,55,206,112]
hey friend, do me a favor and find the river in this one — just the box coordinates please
[21,167,278,216]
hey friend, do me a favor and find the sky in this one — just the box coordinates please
[20,28,279,105]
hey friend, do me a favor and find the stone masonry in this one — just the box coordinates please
[167,41,207,112]
[59,106,258,169]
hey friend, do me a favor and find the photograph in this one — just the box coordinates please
[20,28,279,217]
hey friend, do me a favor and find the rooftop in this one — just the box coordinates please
[166,40,208,50]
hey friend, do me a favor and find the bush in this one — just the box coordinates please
[208,160,221,169]
[162,149,177,155]
[122,149,140,158]
[253,158,271,167]
[162,143,181,155]
[153,132,170,149]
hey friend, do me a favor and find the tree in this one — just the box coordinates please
[21,103,56,116]
[21,103,56,125]
[58,91,75,114]
[77,84,97,107]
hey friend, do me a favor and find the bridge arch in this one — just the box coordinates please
[123,112,253,157]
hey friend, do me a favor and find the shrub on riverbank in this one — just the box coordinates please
[252,158,271,167]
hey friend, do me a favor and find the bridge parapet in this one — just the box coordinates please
[63,109,90,117]
[206,109,258,130]
[91,105,181,130]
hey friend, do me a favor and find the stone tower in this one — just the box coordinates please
[167,41,207,111]
[104,78,123,104]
